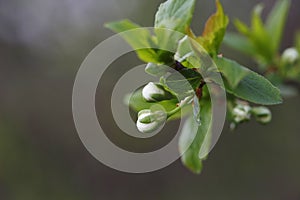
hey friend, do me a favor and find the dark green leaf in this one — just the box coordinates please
[214,57,250,88]
[226,70,283,105]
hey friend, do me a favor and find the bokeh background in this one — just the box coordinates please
[0,0,300,199]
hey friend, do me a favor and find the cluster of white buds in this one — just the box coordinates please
[136,109,167,133]
[231,103,272,129]
[232,104,251,123]
[281,47,299,64]
[142,82,173,102]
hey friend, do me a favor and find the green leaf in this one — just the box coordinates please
[232,2,287,65]
[179,100,212,174]
[154,0,196,55]
[145,63,170,77]
[105,19,160,63]
[266,0,291,54]
[154,0,195,33]
[175,36,202,68]
[197,0,229,55]
[175,37,225,87]
[164,69,202,97]
[250,4,273,63]
[251,4,266,39]
[226,70,283,105]
[234,19,251,36]
[214,57,250,88]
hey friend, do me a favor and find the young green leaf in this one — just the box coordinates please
[250,4,273,63]
[154,0,196,55]
[196,0,229,55]
[154,0,195,33]
[214,57,250,88]
[266,0,291,54]
[234,19,251,36]
[105,19,160,63]
[175,36,202,68]
[179,100,212,174]
[226,70,283,105]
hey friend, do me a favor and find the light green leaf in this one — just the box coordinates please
[175,36,202,68]
[197,0,229,55]
[251,4,266,39]
[179,100,212,174]
[145,63,170,77]
[223,32,256,56]
[266,0,291,54]
[154,0,195,33]
[175,36,225,87]
[154,0,196,54]
[214,57,250,88]
[226,70,283,105]
[105,19,160,63]
[234,19,251,36]
[250,4,273,63]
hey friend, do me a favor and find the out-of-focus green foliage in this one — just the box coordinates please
[224,0,300,98]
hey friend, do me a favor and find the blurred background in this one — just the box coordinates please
[0,0,300,199]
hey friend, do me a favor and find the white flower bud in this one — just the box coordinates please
[282,47,299,64]
[136,109,167,133]
[251,106,272,124]
[232,104,251,123]
[142,82,172,102]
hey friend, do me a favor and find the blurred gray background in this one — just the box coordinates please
[0,0,300,199]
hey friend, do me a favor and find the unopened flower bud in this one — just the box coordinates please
[142,82,172,102]
[282,47,299,64]
[232,104,251,123]
[136,109,167,133]
[251,106,272,124]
